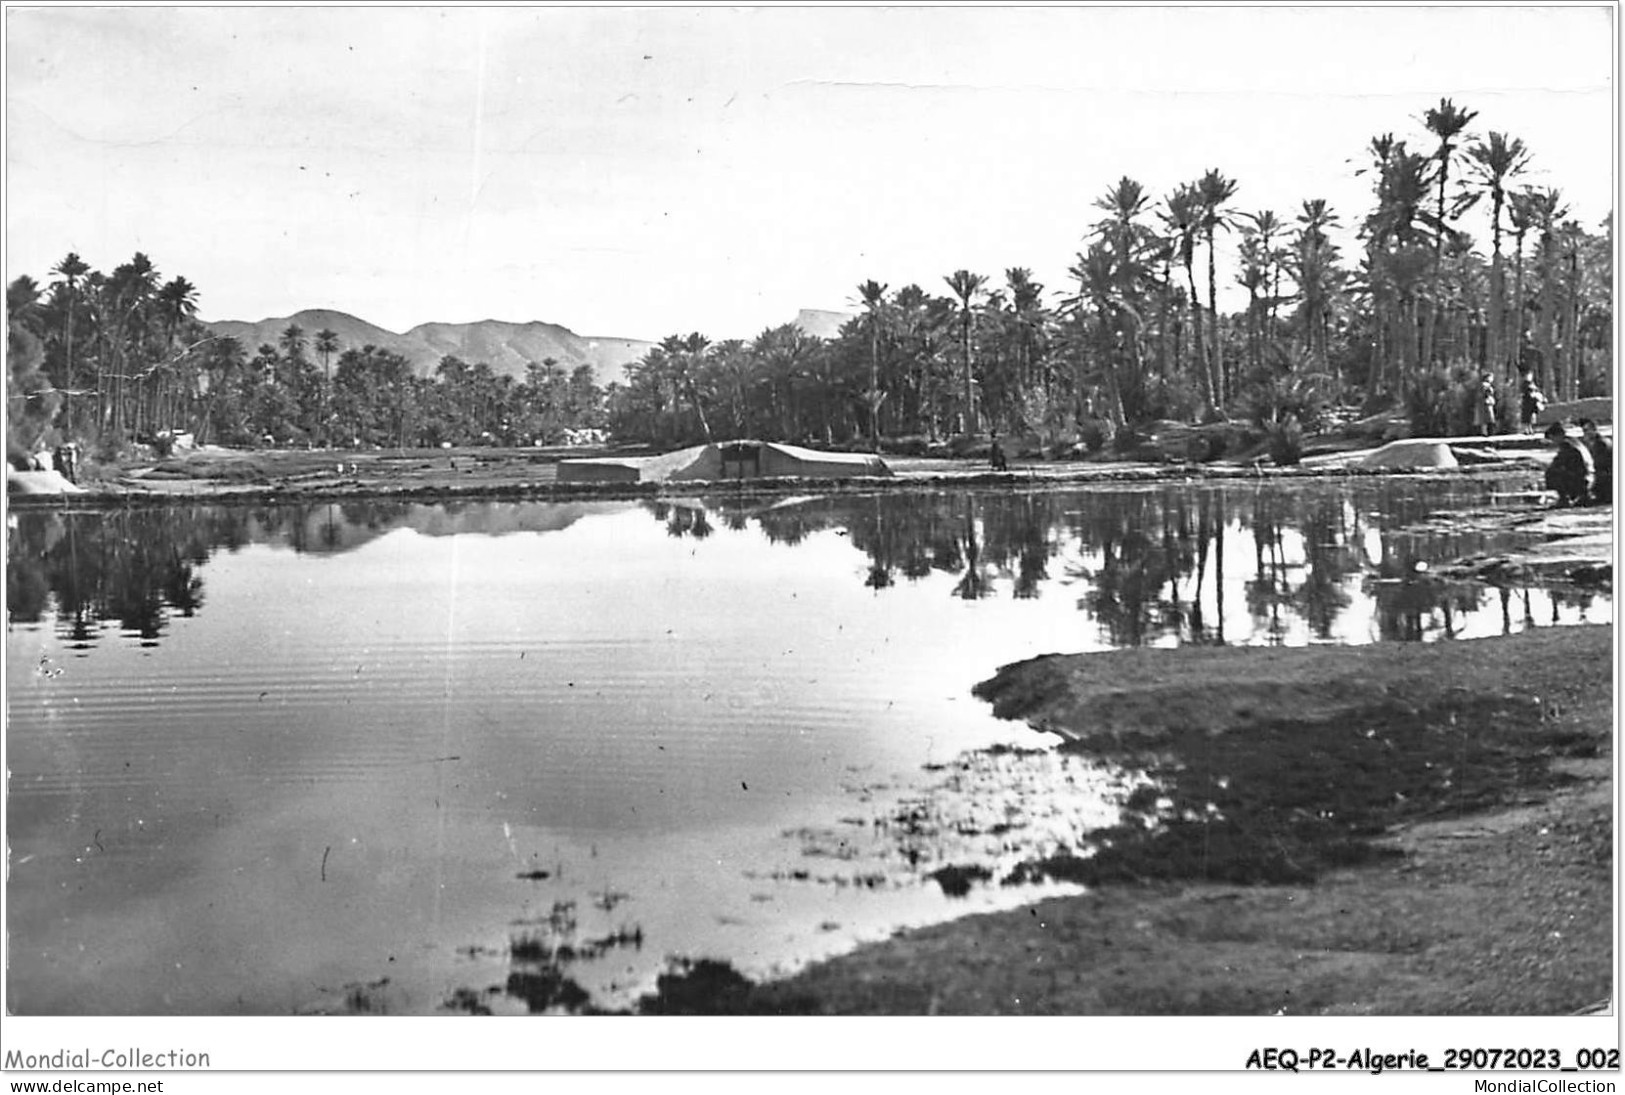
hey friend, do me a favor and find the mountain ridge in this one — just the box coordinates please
[203,310,656,387]
[203,306,862,387]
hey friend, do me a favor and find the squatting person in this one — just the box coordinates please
[1543,421,1595,507]
[1578,418,1611,506]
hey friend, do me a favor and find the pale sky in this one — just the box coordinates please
[4,5,1615,341]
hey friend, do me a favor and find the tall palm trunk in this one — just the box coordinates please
[1486,191,1505,378]
[1567,241,1584,397]
[1538,232,1557,397]
[1183,256,1211,411]
[1510,230,1528,375]
[1205,230,1223,407]
[1156,260,1172,382]
[61,293,76,434]
[960,311,975,433]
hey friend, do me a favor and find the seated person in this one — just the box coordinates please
[1578,419,1611,506]
[1543,422,1595,507]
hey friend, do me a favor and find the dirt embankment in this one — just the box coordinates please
[4,435,1561,508]
[656,626,1614,1016]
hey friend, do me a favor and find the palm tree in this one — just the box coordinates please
[7,275,43,333]
[1555,218,1587,398]
[1241,210,1285,348]
[944,269,987,434]
[752,324,819,440]
[50,253,91,433]
[856,279,888,447]
[106,252,160,436]
[1526,187,1569,397]
[892,284,951,437]
[1090,179,1157,422]
[1467,132,1531,378]
[195,336,245,445]
[1235,233,1268,374]
[1362,141,1441,397]
[314,328,340,446]
[1004,267,1046,394]
[1507,187,1542,375]
[1196,169,1239,407]
[1066,244,1130,425]
[659,332,714,442]
[1421,98,1478,368]
[279,324,307,362]
[314,329,340,374]
[156,277,198,348]
[154,276,199,432]
[1290,199,1345,382]
[1161,184,1209,410]
[1424,99,1478,256]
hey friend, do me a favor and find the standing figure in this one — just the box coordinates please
[988,431,1008,472]
[1471,372,1497,436]
[52,441,79,484]
[1543,422,1595,507]
[1579,419,1612,506]
[1519,370,1547,433]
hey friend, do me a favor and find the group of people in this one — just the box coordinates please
[1467,369,1611,508]
[1545,417,1612,508]
[1471,369,1551,436]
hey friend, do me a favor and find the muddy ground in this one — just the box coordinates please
[724,626,1613,1016]
[9,443,1616,1017]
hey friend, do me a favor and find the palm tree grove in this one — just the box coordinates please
[6,99,1613,469]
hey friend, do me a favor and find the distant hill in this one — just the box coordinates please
[204,310,654,388]
[791,309,857,340]
[205,307,859,386]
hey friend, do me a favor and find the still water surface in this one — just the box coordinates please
[6,481,1607,1014]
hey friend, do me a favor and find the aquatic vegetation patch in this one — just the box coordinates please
[634,958,820,1016]
[442,987,494,1015]
[929,864,994,897]
[504,967,593,1014]
[341,977,392,1015]
[758,744,1144,900]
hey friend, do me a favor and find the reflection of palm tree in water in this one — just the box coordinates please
[1072,492,1196,646]
[864,496,895,590]
[1183,491,1228,645]
[11,509,225,651]
[1366,561,1482,642]
[652,503,715,540]
[1293,498,1357,639]
[1246,499,1291,644]
[320,503,343,550]
[952,501,991,600]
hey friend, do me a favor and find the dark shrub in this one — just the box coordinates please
[1078,417,1115,454]
[1112,423,1145,453]
[1268,416,1304,466]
